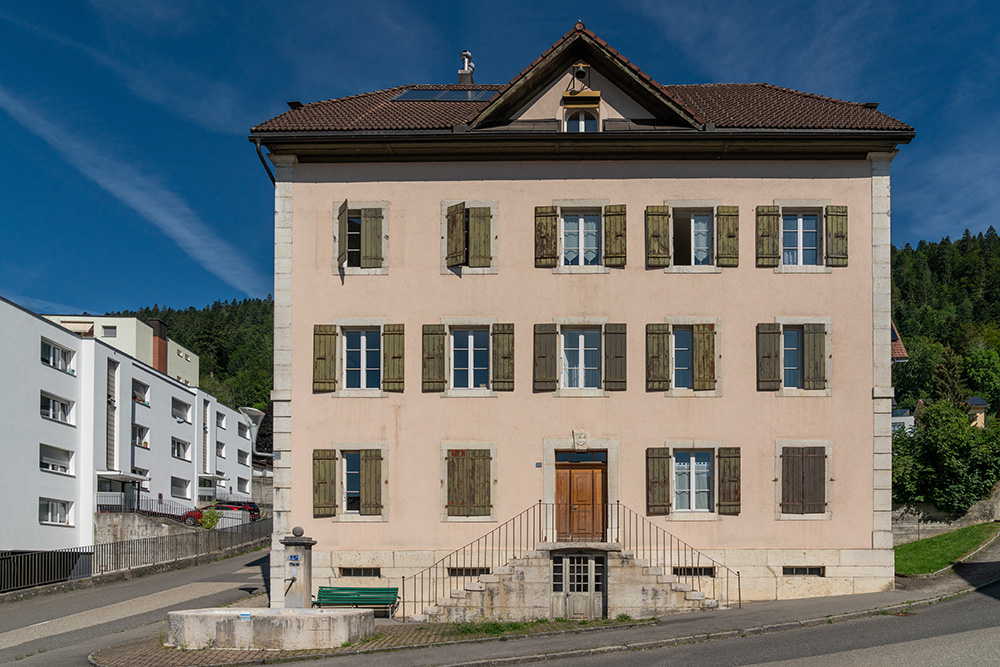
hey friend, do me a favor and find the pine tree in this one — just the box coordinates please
[932,346,967,408]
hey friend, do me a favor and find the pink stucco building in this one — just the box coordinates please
[251,24,913,618]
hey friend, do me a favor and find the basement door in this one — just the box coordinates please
[551,552,606,620]
[555,451,607,541]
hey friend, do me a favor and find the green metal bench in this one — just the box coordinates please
[313,586,399,615]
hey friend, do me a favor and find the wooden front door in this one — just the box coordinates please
[556,454,606,541]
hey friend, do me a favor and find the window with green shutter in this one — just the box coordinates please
[645,324,671,391]
[491,323,515,391]
[535,206,559,268]
[756,323,782,391]
[313,325,338,392]
[692,323,716,391]
[337,203,384,270]
[646,447,671,515]
[717,448,741,515]
[313,449,337,517]
[781,446,826,515]
[359,449,383,516]
[446,203,492,269]
[716,206,739,267]
[382,324,404,392]
[604,324,627,391]
[360,208,383,268]
[422,325,446,392]
[756,206,780,267]
[604,204,627,267]
[645,206,671,267]
[825,205,848,267]
[446,449,492,516]
[533,324,558,392]
[803,323,827,390]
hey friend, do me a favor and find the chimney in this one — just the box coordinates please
[458,50,475,85]
[149,319,168,374]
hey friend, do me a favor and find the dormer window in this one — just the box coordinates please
[565,109,598,132]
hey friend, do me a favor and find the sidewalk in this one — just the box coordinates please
[89,542,1000,667]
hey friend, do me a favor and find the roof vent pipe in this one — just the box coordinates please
[458,50,475,85]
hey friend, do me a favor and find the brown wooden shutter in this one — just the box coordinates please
[825,205,848,267]
[756,323,781,391]
[533,323,558,392]
[756,206,780,267]
[313,449,337,517]
[780,447,803,515]
[422,324,446,392]
[337,200,348,268]
[803,323,827,390]
[446,202,467,267]
[604,323,627,391]
[717,447,741,515]
[491,323,515,391]
[646,447,671,515]
[313,324,338,392]
[646,324,671,391]
[716,206,739,267]
[359,449,382,516]
[803,447,827,514]
[446,449,491,517]
[468,206,492,268]
[645,206,671,267]
[382,324,404,392]
[534,206,559,268]
[692,323,716,391]
[604,204,627,268]
[360,208,383,268]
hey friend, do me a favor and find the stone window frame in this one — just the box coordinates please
[659,316,722,397]
[661,200,724,274]
[772,199,832,274]
[661,440,725,522]
[439,441,498,523]
[328,441,389,523]
[552,316,611,398]
[773,316,833,397]
[439,317,499,398]
[332,318,390,398]
[332,200,390,276]
[439,200,500,275]
[551,199,612,274]
[773,439,833,521]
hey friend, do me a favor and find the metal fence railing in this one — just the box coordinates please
[0,518,271,594]
[95,492,195,523]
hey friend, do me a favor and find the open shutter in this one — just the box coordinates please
[825,205,848,267]
[646,447,671,515]
[604,323,627,391]
[422,324,446,392]
[468,207,492,268]
[360,208,383,268]
[716,206,739,267]
[646,324,671,391]
[313,325,338,392]
[446,202,467,267]
[382,324,404,392]
[446,450,464,516]
[645,206,671,267]
[469,449,492,516]
[604,204,627,268]
[359,449,382,516]
[756,206,780,267]
[533,323,558,392]
[313,450,337,517]
[803,447,827,514]
[692,323,716,391]
[717,448,741,515]
[756,323,781,391]
[534,206,559,268]
[337,200,348,268]
[491,323,515,391]
[803,323,827,390]
[781,447,803,515]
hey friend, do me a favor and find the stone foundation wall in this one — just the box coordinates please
[892,484,1000,546]
[94,512,196,544]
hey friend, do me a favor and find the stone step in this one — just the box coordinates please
[655,574,678,584]
[525,550,548,559]
[642,566,664,576]
[409,613,428,622]
[492,566,513,575]
[423,606,443,616]
[633,558,650,568]
[671,582,692,592]
[450,589,469,599]
[437,596,460,607]
[685,590,706,601]
[479,574,501,583]
[507,558,526,568]
[464,581,486,592]
[701,598,720,609]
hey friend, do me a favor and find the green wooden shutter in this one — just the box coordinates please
[359,449,382,516]
[446,449,491,517]
[803,447,827,514]
[803,323,827,390]
[646,324,671,391]
[604,204,627,268]
[716,206,739,267]
[446,202,467,267]
[781,447,803,515]
[756,206,780,267]
[717,447,741,515]
[422,324,446,392]
[646,447,671,515]
[360,208,383,268]
[533,323,558,392]
[313,325,338,392]
[825,205,848,267]
[468,206,492,268]
[645,206,671,267]
[604,323,627,391]
[535,206,559,268]
[756,323,781,391]
[337,200,348,268]
[469,449,492,516]
[491,323,515,391]
[382,324,404,392]
[446,449,463,516]
[692,323,716,391]
[313,449,337,517]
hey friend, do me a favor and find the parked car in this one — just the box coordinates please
[181,501,256,526]
[224,501,262,521]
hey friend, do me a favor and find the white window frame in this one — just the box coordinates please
[783,325,804,389]
[102,326,117,338]
[343,327,381,391]
[216,472,226,489]
[656,317,724,398]
[171,437,191,461]
[132,380,149,405]
[661,440,723,522]
[342,450,362,515]
[170,476,190,500]
[171,398,191,423]
[237,477,250,494]
[781,211,821,267]
[772,317,833,397]
[38,498,72,526]
[661,200,724,274]
[772,200,832,274]
[40,392,73,425]
[672,325,694,389]
[673,450,713,513]
[131,424,149,448]
[333,200,390,276]
[671,210,714,267]
[561,327,602,390]
[451,327,490,390]
[329,442,389,522]
[238,450,250,467]
[39,444,73,476]
[216,413,226,429]
[40,339,74,373]
[564,108,599,133]
[560,208,602,268]
[216,441,226,458]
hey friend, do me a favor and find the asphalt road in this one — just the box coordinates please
[0,547,268,665]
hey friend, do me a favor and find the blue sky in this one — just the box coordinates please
[1,1,996,313]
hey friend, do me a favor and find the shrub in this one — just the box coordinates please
[199,507,221,530]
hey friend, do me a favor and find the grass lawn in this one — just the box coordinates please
[895,521,1000,575]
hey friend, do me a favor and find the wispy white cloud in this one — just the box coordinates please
[0,83,270,297]
[3,292,95,315]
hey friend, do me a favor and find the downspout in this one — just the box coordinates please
[254,138,276,187]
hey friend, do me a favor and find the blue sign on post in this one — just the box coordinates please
[289,554,300,563]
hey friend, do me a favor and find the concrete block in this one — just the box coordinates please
[873,453,892,471]
[722,549,768,567]
[701,598,720,609]
[873,489,893,510]
[685,591,705,601]
[671,583,691,592]
[332,551,389,568]
[642,567,664,576]
[493,566,513,575]
[766,550,840,567]
[450,589,468,599]
[479,574,501,583]
[873,470,892,490]
[872,530,894,549]
[873,436,892,455]
[167,608,373,650]
[465,581,486,592]
[392,550,436,568]
[656,575,678,585]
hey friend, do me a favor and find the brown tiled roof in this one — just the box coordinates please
[891,321,909,361]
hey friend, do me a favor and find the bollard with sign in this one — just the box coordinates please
[279,527,317,608]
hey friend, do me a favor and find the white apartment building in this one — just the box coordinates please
[1,296,253,552]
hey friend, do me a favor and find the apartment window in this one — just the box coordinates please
[171,438,190,461]
[38,498,71,525]
[171,398,191,423]
[646,446,740,516]
[782,212,820,266]
[343,451,361,512]
[452,329,489,389]
[672,211,713,266]
[645,322,717,393]
[562,328,601,389]
[535,204,625,270]
[238,450,249,466]
[216,442,226,458]
[673,327,693,389]
[132,467,149,491]
[216,413,226,429]
[310,448,383,517]
[170,476,190,499]
[533,323,625,393]
[674,451,712,512]
[102,326,117,338]
[336,202,385,271]
[131,424,149,448]
[565,109,598,132]
[40,392,72,424]
[238,423,249,439]
[783,327,803,388]
[39,444,72,475]
[132,380,149,405]
[237,477,250,494]
[444,203,494,270]
[445,449,491,517]
[780,446,827,515]
[344,328,381,390]
[756,322,828,392]
[562,209,601,267]
[40,340,73,372]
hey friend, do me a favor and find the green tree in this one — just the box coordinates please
[933,346,967,408]
[962,347,1000,408]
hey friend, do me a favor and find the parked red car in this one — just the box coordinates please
[181,501,259,526]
